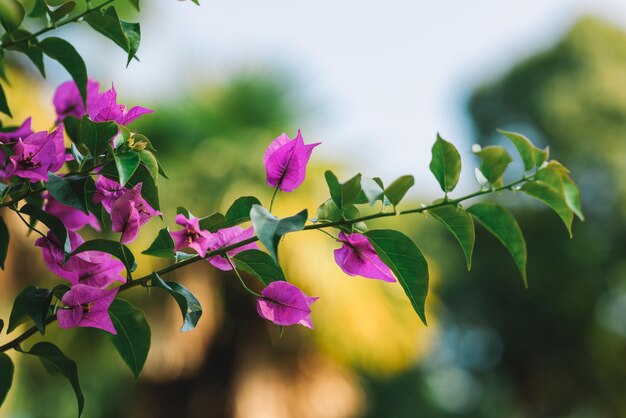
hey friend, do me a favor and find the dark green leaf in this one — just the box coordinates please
[0,82,11,117]
[520,181,574,238]
[498,129,549,171]
[142,227,175,258]
[0,216,8,269]
[45,173,89,213]
[71,239,136,273]
[85,7,128,54]
[468,202,527,286]
[151,273,202,332]
[198,212,226,232]
[38,37,87,104]
[20,203,70,254]
[474,146,513,186]
[234,249,285,286]
[107,299,151,379]
[22,342,84,417]
[384,175,415,206]
[7,285,52,334]
[429,205,475,270]
[223,196,261,228]
[366,229,429,325]
[120,21,140,67]
[316,199,341,222]
[325,171,362,209]
[50,1,76,21]
[0,0,25,32]
[250,205,307,262]
[63,116,81,144]
[79,116,117,157]
[0,353,13,407]
[29,0,49,17]
[2,29,46,77]
[430,134,462,192]
[114,152,140,187]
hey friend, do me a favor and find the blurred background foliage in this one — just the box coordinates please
[1,11,626,418]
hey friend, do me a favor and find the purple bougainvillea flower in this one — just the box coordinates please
[206,226,258,270]
[35,231,125,288]
[263,130,320,192]
[88,84,153,125]
[93,176,127,212]
[256,281,318,328]
[44,192,101,232]
[4,125,65,182]
[333,232,396,282]
[170,214,212,257]
[58,284,118,334]
[53,79,100,121]
[110,183,160,244]
[0,117,33,143]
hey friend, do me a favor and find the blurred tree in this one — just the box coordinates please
[363,16,626,418]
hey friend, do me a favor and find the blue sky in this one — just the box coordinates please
[61,0,626,196]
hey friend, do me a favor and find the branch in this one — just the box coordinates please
[0,176,530,353]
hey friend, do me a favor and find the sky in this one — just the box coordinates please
[57,0,626,197]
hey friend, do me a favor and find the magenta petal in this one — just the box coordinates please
[54,79,100,121]
[59,284,118,334]
[111,198,140,244]
[206,226,258,270]
[122,106,153,125]
[93,176,127,212]
[0,117,33,143]
[264,130,320,192]
[170,215,212,257]
[44,193,101,232]
[333,232,396,282]
[256,281,318,328]
[89,85,124,123]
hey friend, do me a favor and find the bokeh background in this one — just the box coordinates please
[2,0,626,417]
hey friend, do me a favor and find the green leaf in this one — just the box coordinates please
[520,181,574,238]
[0,0,25,32]
[233,249,286,286]
[63,116,81,144]
[430,134,462,192]
[365,229,429,325]
[107,299,151,379]
[223,196,261,228]
[7,285,52,334]
[0,216,8,269]
[198,212,226,232]
[142,227,175,258]
[45,173,89,213]
[138,150,158,180]
[2,29,46,77]
[120,21,140,67]
[250,205,307,262]
[20,203,71,254]
[474,146,513,186]
[71,239,136,273]
[151,273,202,332]
[102,163,160,210]
[536,161,584,221]
[384,175,415,206]
[0,82,11,117]
[85,7,128,54]
[22,342,84,417]
[50,1,76,22]
[316,198,341,222]
[79,116,117,158]
[429,205,475,270]
[498,129,549,171]
[325,171,363,210]
[562,175,584,221]
[0,353,14,408]
[29,0,49,17]
[468,203,527,286]
[114,152,140,187]
[128,0,140,12]
[38,37,87,104]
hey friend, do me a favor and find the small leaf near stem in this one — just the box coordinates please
[226,255,261,297]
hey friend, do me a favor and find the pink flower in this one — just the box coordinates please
[170,214,212,257]
[0,117,33,143]
[206,226,258,270]
[263,130,320,192]
[256,281,318,328]
[44,192,101,232]
[57,284,118,334]
[110,183,160,244]
[35,231,125,288]
[333,232,396,282]
[53,79,100,121]
[88,84,153,126]
[4,125,65,182]
[93,176,127,212]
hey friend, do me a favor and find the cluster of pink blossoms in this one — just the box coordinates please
[3,78,398,335]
